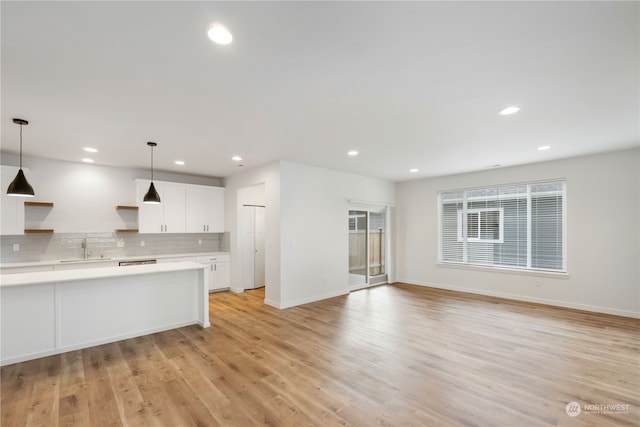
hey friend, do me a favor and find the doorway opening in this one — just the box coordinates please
[237,183,266,293]
[348,207,388,290]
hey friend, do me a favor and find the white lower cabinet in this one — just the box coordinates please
[196,255,230,292]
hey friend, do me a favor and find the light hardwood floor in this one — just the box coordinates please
[2,283,639,426]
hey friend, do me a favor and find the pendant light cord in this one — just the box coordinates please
[150,144,154,181]
[19,124,23,169]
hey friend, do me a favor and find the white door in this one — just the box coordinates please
[254,207,265,288]
[241,205,266,290]
[241,206,255,290]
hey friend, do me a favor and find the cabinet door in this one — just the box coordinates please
[207,263,216,291]
[1,167,25,235]
[1,196,23,235]
[162,183,186,233]
[206,187,225,233]
[213,261,230,290]
[185,186,207,233]
[137,180,163,233]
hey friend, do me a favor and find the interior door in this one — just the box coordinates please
[241,206,255,290]
[242,205,266,290]
[254,207,265,288]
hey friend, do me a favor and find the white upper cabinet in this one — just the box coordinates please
[136,180,186,233]
[137,180,224,234]
[206,187,225,233]
[186,185,225,233]
[161,183,187,233]
[1,166,25,235]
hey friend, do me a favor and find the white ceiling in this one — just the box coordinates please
[2,1,638,182]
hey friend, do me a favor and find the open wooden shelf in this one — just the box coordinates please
[24,229,54,234]
[116,205,138,210]
[115,229,139,233]
[24,201,54,207]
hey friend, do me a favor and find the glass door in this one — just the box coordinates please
[368,210,387,285]
[348,210,368,288]
[349,208,388,289]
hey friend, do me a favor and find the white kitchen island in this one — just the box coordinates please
[0,261,209,366]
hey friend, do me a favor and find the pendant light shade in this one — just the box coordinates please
[7,118,35,197]
[144,181,161,204]
[143,142,161,204]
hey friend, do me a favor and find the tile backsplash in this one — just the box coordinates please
[0,232,229,264]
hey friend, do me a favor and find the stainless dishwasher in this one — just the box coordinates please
[118,259,157,266]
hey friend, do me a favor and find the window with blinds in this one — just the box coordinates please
[438,180,566,272]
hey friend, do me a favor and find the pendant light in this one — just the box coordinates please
[143,141,161,204]
[7,118,35,197]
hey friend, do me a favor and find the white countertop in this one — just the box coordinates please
[0,261,206,287]
[0,252,230,269]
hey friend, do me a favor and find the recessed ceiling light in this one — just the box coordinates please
[499,106,520,115]
[83,147,98,153]
[231,156,242,161]
[82,158,94,163]
[409,168,419,173]
[174,160,185,165]
[208,24,233,45]
[537,145,551,151]
[347,150,359,156]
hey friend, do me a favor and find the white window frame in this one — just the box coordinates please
[456,207,504,243]
[438,180,567,274]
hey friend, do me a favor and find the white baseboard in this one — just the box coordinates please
[264,298,280,309]
[400,279,640,319]
[278,289,350,309]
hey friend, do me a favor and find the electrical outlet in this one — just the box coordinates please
[198,239,202,245]
[140,240,145,247]
[117,239,125,248]
[12,243,19,252]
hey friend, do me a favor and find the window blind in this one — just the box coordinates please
[439,180,566,272]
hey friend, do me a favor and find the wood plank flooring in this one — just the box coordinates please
[2,283,639,426]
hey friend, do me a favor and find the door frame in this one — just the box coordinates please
[348,204,390,292]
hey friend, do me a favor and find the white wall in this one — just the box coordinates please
[279,161,396,308]
[224,162,281,305]
[225,160,396,309]
[1,154,222,233]
[396,148,640,318]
